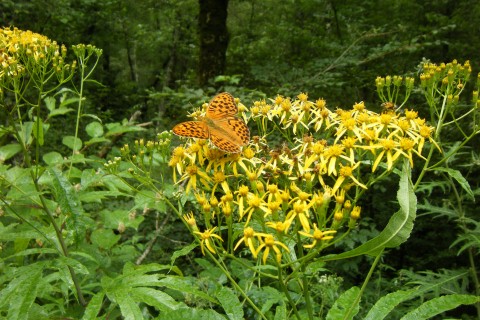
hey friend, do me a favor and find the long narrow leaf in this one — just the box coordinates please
[400,294,480,320]
[323,160,417,260]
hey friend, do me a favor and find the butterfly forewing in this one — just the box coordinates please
[172,121,209,139]
[206,92,238,119]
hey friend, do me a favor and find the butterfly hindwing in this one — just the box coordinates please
[206,92,238,119]
[172,121,209,139]
[209,131,241,153]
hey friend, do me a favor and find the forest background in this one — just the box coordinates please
[0,0,479,319]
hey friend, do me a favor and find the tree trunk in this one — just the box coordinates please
[198,0,229,86]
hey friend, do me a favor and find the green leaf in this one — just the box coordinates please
[170,242,197,267]
[130,287,184,312]
[43,151,64,165]
[158,276,217,303]
[105,122,146,136]
[215,286,243,320]
[44,96,56,111]
[322,160,417,260]
[85,121,104,138]
[48,167,84,218]
[274,304,287,320]
[48,107,75,118]
[400,294,480,320]
[431,167,474,201]
[114,288,143,320]
[1,264,43,319]
[162,307,227,320]
[62,135,83,151]
[326,286,360,320]
[82,291,105,320]
[91,228,120,249]
[364,289,418,320]
[0,143,22,161]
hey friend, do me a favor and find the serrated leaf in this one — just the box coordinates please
[171,242,197,267]
[326,286,360,320]
[322,161,416,260]
[432,167,474,201]
[364,289,418,320]
[48,167,84,218]
[158,276,217,303]
[114,288,143,320]
[400,294,480,320]
[131,287,184,311]
[1,264,43,319]
[82,291,105,320]
[215,286,243,320]
[162,307,227,320]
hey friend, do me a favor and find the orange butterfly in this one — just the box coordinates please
[172,92,250,153]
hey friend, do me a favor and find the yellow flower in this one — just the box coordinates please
[183,212,199,232]
[234,227,267,256]
[255,234,290,264]
[331,162,366,194]
[298,224,337,249]
[194,227,223,255]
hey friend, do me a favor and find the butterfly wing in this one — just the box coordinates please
[208,117,250,153]
[206,92,238,119]
[172,121,209,139]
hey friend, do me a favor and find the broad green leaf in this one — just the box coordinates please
[322,160,416,260]
[215,286,243,320]
[326,286,360,320]
[158,276,217,303]
[84,137,110,146]
[85,121,104,138]
[57,256,90,275]
[91,228,120,249]
[99,209,144,230]
[20,121,34,146]
[274,304,287,320]
[431,167,474,201]
[43,151,64,165]
[364,289,418,320]
[131,287,184,312]
[82,291,105,320]
[400,294,480,320]
[161,307,227,320]
[105,122,146,136]
[114,288,143,320]
[78,190,126,203]
[47,107,75,118]
[48,167,84,218]
[44,96,56,111]
[0,143,22,161]
[1,264,43,319]
[62,135,83,151]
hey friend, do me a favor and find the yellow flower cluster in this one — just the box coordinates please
[172,92,434,264]
[0,27,75,84]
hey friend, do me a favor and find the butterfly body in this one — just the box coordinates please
[172,92,250,153]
